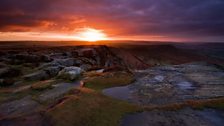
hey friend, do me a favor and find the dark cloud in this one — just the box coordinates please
[0,0,224,41]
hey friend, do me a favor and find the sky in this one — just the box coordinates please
[0,0,224,42]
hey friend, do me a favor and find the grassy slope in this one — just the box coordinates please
[46,72,139,126]
[47,88,138,126]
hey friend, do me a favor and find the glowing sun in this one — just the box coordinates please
[76,28,108,42]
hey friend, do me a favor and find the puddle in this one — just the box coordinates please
[102,85,132,101]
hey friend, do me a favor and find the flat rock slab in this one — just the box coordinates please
[0,81,81,118]
[103,62,224,105]
[37,82,80,102]
[0,96,39,118]
[121,109,224,126]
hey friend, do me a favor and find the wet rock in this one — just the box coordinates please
[23,71,49,81]
[58,67,83,80]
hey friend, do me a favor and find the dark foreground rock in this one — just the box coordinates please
[121,109,224,126]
